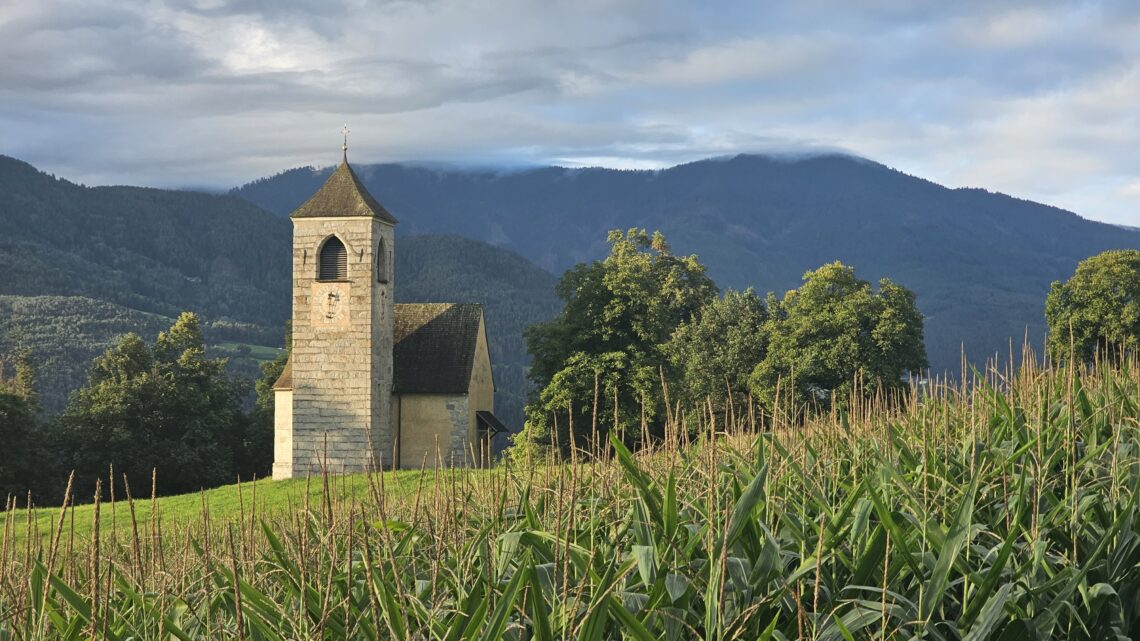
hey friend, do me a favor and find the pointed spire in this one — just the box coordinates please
[288,127,398,223]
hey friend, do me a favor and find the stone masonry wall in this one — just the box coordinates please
[271,389,293,479]
[286,217,394,477]
[394,393,473,468]
[443,396,471,466]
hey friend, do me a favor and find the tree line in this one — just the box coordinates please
[516,229,1140,456]
[2,233,1136,501]
[0,313,285,504]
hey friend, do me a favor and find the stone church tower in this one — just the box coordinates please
[271,149,397,479]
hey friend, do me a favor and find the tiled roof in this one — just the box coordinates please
[394,303,483,394]
[290,158,398,223]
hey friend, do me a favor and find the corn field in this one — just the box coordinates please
[2,354,1140,640]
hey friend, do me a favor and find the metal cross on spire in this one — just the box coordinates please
[341,123,350,159]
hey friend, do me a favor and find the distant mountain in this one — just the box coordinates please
[0,156,558,427]
[233,154,1140,373]
[7,148,1135,424]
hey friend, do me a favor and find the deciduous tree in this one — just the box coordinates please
[750,262,927,411]
[522,229,716,453]
[0,355,38,499]
[668,288,768,418]
[56,312,247,496]
[1046,249,1140,363]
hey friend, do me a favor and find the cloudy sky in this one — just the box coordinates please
[2,0,1139,226]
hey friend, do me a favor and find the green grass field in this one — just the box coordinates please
[6,468,473,549]
[215,342,286,362]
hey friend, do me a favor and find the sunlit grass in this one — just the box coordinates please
[6,470,455,549]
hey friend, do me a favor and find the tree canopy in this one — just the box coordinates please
[519,236,931,458]
[522,229,717,452]
[0,354,38,499]
[1046,249,1140,363]
[750,262,927,411]
[668,288,768,416]
[55,312,255,496]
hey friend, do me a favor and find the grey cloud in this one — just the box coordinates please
[0,3,213,92]
[1,0,1139,225]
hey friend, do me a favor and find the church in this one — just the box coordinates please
[271,146,507,479]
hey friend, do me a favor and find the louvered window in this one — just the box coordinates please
[318,237,348,280]
[377,238,389,283]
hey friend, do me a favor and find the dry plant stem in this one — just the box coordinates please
[4,350,1140,640]
[227,526,246,641]
[122,474,143,583]
[88,479,101,641]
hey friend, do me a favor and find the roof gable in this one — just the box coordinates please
[394,303,484,394]
[290,159,398,223]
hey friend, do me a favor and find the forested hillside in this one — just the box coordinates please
[0,296,173,408]
[234,154,1140,373]
[0,156,290,332]
[0,154,291,411]
[0,157,558,426]
[11,148,1137,428]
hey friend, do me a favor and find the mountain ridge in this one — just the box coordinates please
[231,152,1140,374]
[6,149,1139,422]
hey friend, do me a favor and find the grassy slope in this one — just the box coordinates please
[215,343,287,361]
[8,469,475,547]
